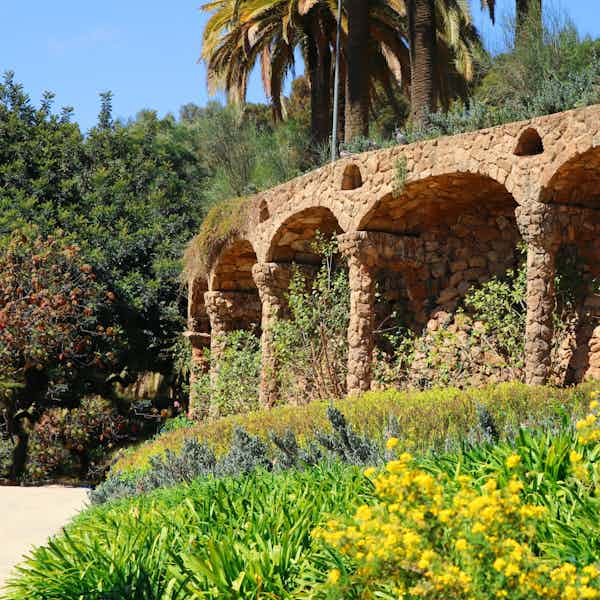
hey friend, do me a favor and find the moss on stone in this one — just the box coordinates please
[183,196,250,281]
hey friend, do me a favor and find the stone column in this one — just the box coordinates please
[517,203,560,385]
[186,277,211,415]
[204,290,262,378]
[252,262,291,406]
[204,291,236,383]
[338,232,377,395]
[184,330,211,416]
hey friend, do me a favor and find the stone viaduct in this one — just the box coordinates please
[186,104,600,409]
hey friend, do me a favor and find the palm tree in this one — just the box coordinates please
[407,0,436,124]
[480,0,542,48]
[201,0,481,143]
[344,0,370,141]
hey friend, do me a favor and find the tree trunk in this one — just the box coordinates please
[6,369,48,480]
[308,12,332,144]
[516,0,542,49]
[9,416,29,481]
[344,0,369,142]
[408,0,437,126]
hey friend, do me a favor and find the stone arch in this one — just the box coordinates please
[541,146,600,208]
[341,164,363,190]
[267,206,344,264]
[360,173,521,373]
[537,147,600,384]
[359,172,517,234]
[514,127,544,157]
[210,239,258,292]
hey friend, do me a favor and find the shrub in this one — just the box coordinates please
[271,234,350,402]
[314,392,600,598]
[9,391,600,599]
[0,228,115,479]
[5,463,371,599]
[191,329,261,418]
[109,382,596,478]
[26,396,128,482]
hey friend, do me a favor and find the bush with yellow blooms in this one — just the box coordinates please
[314,392,600,598]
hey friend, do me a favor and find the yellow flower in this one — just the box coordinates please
[493,558,506,572]
[386,437,400,450]
[570,450,582,463]
[590,399,599,411]
[506,454,521,469]
[327,568,341,584]
[364,467,376,478]
[455,538,468,552]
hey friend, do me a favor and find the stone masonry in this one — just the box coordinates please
[187,105,600,408]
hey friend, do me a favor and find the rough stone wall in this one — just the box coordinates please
[187,104,600,404]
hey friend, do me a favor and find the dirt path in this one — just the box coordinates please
[0,485,89,592]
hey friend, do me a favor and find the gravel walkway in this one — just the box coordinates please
[0,485,89,592]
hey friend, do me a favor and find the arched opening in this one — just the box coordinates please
[266,207,348,402]
[341,164,363,190]
[542,147,600,208]
[209,239,261,333]
[211,239,258,292]
[514,127,544,156]
[361,172,521,389]
[268,207,344,264]
[542,149,600,383]
[259,200,270,223]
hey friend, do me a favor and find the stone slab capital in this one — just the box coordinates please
[251,262,292,294]
[337,231,424,269]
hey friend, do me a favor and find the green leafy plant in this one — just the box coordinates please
[191,329,261,419]
[271,233,350,403]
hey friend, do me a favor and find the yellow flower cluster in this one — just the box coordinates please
[576,394,600,445]
[314,449,600,599]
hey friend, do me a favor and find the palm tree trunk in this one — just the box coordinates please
[305,12,332,144]
[516,0,542,49]
[344,0,369,142]
[408,0,437,126]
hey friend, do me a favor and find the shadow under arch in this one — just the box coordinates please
[210,238,258,292]
[541,146,600,208]
[359,172,517,234]
[267,206,344,264]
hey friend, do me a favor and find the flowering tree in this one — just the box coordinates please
[0,228,116,478]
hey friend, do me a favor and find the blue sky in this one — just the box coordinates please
[1,0,599,132]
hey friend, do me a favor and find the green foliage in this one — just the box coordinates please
[183,196,249,280]
[26,396,128,482]
[313,409,600,598]
[111,383,596,477]
[5,463,371,599]
[9,392,600,599]
[192,329,261,418]
[272,234,350,402]
[392,156,408,196]
[465,264,527,368]
[399,15,600,144]
[93,405,383,505]
[0,73,209,381]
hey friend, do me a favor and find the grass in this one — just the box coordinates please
[111,382,596,477]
